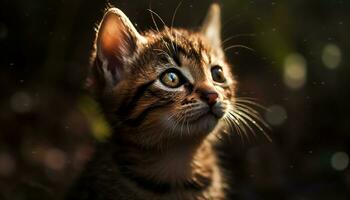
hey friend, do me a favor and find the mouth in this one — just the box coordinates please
[196,112,217,121]
[164,103,227,136]
[181,111,219,135]
[188,104,226,123]
[211,103,226,119]
[188,110,219,124]
[163,109,223,136]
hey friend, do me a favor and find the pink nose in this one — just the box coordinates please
[204,92,218,106]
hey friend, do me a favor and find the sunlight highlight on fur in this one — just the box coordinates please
[223,98,272,143]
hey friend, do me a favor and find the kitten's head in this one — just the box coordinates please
[89,4,237,147]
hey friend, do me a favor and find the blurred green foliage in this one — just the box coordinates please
[78,96,111,141]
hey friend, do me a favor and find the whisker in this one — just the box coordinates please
[235,105,271,130]
[236,97,258,100]
[147,9,167,28]
[179,112,187,137]
[164,109,184,137]
[235,103,260,115]
[222,33,256,46]
[172,112,184,137]
[224,44,256,52]
[223,115,244,144]
[235,102,267,122]
[147,3,161,33]
[147,8,173,53]
[169,0,183,53]
[171,1,183,29]
[184,110,206,119]
[185,105,191,136]
[229,112,252,144]
[181,103,202,109]
[232,111,257,142]
[227,112,245,144]
[235,98,267,110]
[236,110,272,142]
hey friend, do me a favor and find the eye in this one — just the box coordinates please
[211,65,226,83]
[160,69,184,88]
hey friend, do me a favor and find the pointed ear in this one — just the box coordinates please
[201,3,221,48]
[95,8,146,85]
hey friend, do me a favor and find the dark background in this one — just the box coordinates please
[0,0,349,199]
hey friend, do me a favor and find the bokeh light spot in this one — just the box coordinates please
[10,91,33,113]
[331,152,349,171]
[44,148,67,171]
[283,53,307,90]
[0,153,16,177]
[265,105,287,126]
[322,43,342,69]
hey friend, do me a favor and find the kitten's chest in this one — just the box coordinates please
[112,145,226,200]
[116,166,225,200]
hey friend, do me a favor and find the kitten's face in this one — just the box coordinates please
[90,5,236,146]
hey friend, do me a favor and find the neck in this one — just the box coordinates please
[112,131,216,192]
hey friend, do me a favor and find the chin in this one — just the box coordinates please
[189,114,219,135]
[161,113,220,138]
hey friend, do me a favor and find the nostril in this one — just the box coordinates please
[205,92,218,106]
[195,85,219,106]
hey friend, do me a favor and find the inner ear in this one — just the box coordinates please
[95,8,146,85]
[201,3,222,48]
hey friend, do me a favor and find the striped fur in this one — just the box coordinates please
[67,4,235,200]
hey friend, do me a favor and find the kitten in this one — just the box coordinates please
[68,3,238,200]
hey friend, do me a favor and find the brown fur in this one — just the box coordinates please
[67,4,237,200]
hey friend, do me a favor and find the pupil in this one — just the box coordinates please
[170,73,176,82]
[216,70,220,78]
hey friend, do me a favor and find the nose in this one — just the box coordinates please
[202,91,219,106]
[195,83,219,106]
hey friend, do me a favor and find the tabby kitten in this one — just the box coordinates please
[68,3,238,200]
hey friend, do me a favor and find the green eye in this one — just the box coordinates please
[160,70,183,88]
[211,66,226,83]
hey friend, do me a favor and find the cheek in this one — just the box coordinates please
[140,106,172,129]
[143,93,186,123]
[217,86,234,101]
[146,106,181,132]
[214,86,229,100]
[225,89,233,99]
